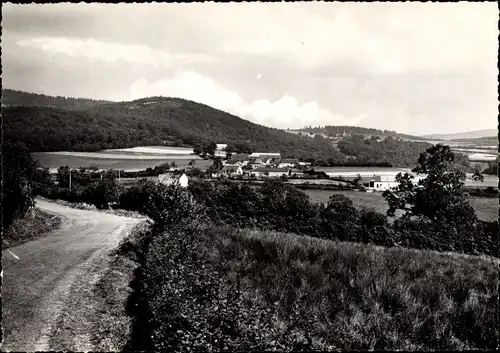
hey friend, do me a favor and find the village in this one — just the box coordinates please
[159,143,401,192]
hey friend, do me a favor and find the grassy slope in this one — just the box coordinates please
[3,208,62,248]
[143,224,499,351]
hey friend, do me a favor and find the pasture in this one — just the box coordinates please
[32,146,212,172]
[304,189,498,222]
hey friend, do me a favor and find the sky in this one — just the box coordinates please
[2,2,498,135]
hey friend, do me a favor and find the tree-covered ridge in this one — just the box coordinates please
[2,89,470,168]
[1,88,112,111]
[3,102,343,161]
[295,125,428,140]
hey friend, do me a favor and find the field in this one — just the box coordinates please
[304,189,498,222]
[32,146,212,172]
[144,224,499,350]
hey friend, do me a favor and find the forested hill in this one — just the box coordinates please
[3,89,457,167]
[1,89,112,110]
[3,93,343,160]
[294,125,427,141]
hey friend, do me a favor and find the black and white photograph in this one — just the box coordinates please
[1,1,499,351]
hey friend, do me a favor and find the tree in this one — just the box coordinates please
[383,144,477,225]
[2,142,39,231]
[213,157,223,172]
[203,142,217,157]
[188,159,196,168]
[472,169,484,183]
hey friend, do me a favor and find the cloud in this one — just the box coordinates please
[16,36,217,66]
[128,71,363,129]
[2,2,498,135]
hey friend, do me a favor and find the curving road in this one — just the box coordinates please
[1,199,143,352]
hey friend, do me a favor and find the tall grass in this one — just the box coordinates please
[144,224,499,351]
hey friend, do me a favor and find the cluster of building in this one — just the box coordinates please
[157,144,405,192]
[217,152,313,179]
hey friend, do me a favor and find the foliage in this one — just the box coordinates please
[384,144,476,223]
[3,91,341,160]
[2,141,39,232]
[2,88,111,110]
[337,135,469,169]
[298,124,427,141]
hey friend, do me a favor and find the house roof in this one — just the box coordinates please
[225,160,241,165]
[281,158,298,163]
[254,167,290,173]
[250,159,265,164]
[221,165,241,172]
[230,153,249,161]
[250,152,281,157]
[371,176,382,182]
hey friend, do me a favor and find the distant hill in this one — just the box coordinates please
[2,89,343,160]
[290,125,427,141]
[421,129,497,141]
[3,89,466,168]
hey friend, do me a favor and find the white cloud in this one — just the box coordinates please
[16,36,217,66]
[128,71,363,129]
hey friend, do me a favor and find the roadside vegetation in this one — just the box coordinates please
[2,208,62,248]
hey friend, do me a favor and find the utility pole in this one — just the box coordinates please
[69,169,72,189]
[118,169,121,183]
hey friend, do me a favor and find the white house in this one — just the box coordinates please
[252,167,290,178]
[219,165,243,177]
[158,173,189,188]
[367,176,399,191]
[214,143,228,158]
[279,158,298,168]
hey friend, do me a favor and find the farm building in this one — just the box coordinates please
[252,167,290,178]
[158,173,189,188]
[219,165,243,177]
[367,176,399,191]
[229,153,250,162]
[279,158,298,168]
[249,159,267,169]
[214,143,228,158]
[249,152,281,160]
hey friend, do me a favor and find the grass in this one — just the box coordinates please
[304,189,499,221]
[3,208,62,248]
[142,224,499,351]
[32,152,212,172]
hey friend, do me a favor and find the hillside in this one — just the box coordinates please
[1,88,112,111]
[291,125,427,141]
[2,90,343,160]
[422,129,497,141]
[3,89,462,168]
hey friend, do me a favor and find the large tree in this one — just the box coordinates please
[383,144,477,225]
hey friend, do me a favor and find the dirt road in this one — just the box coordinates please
[1,199,143,352]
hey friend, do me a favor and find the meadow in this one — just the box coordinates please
[143,223,499,351]
[32,146,212,173]
[304,189,498,222]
